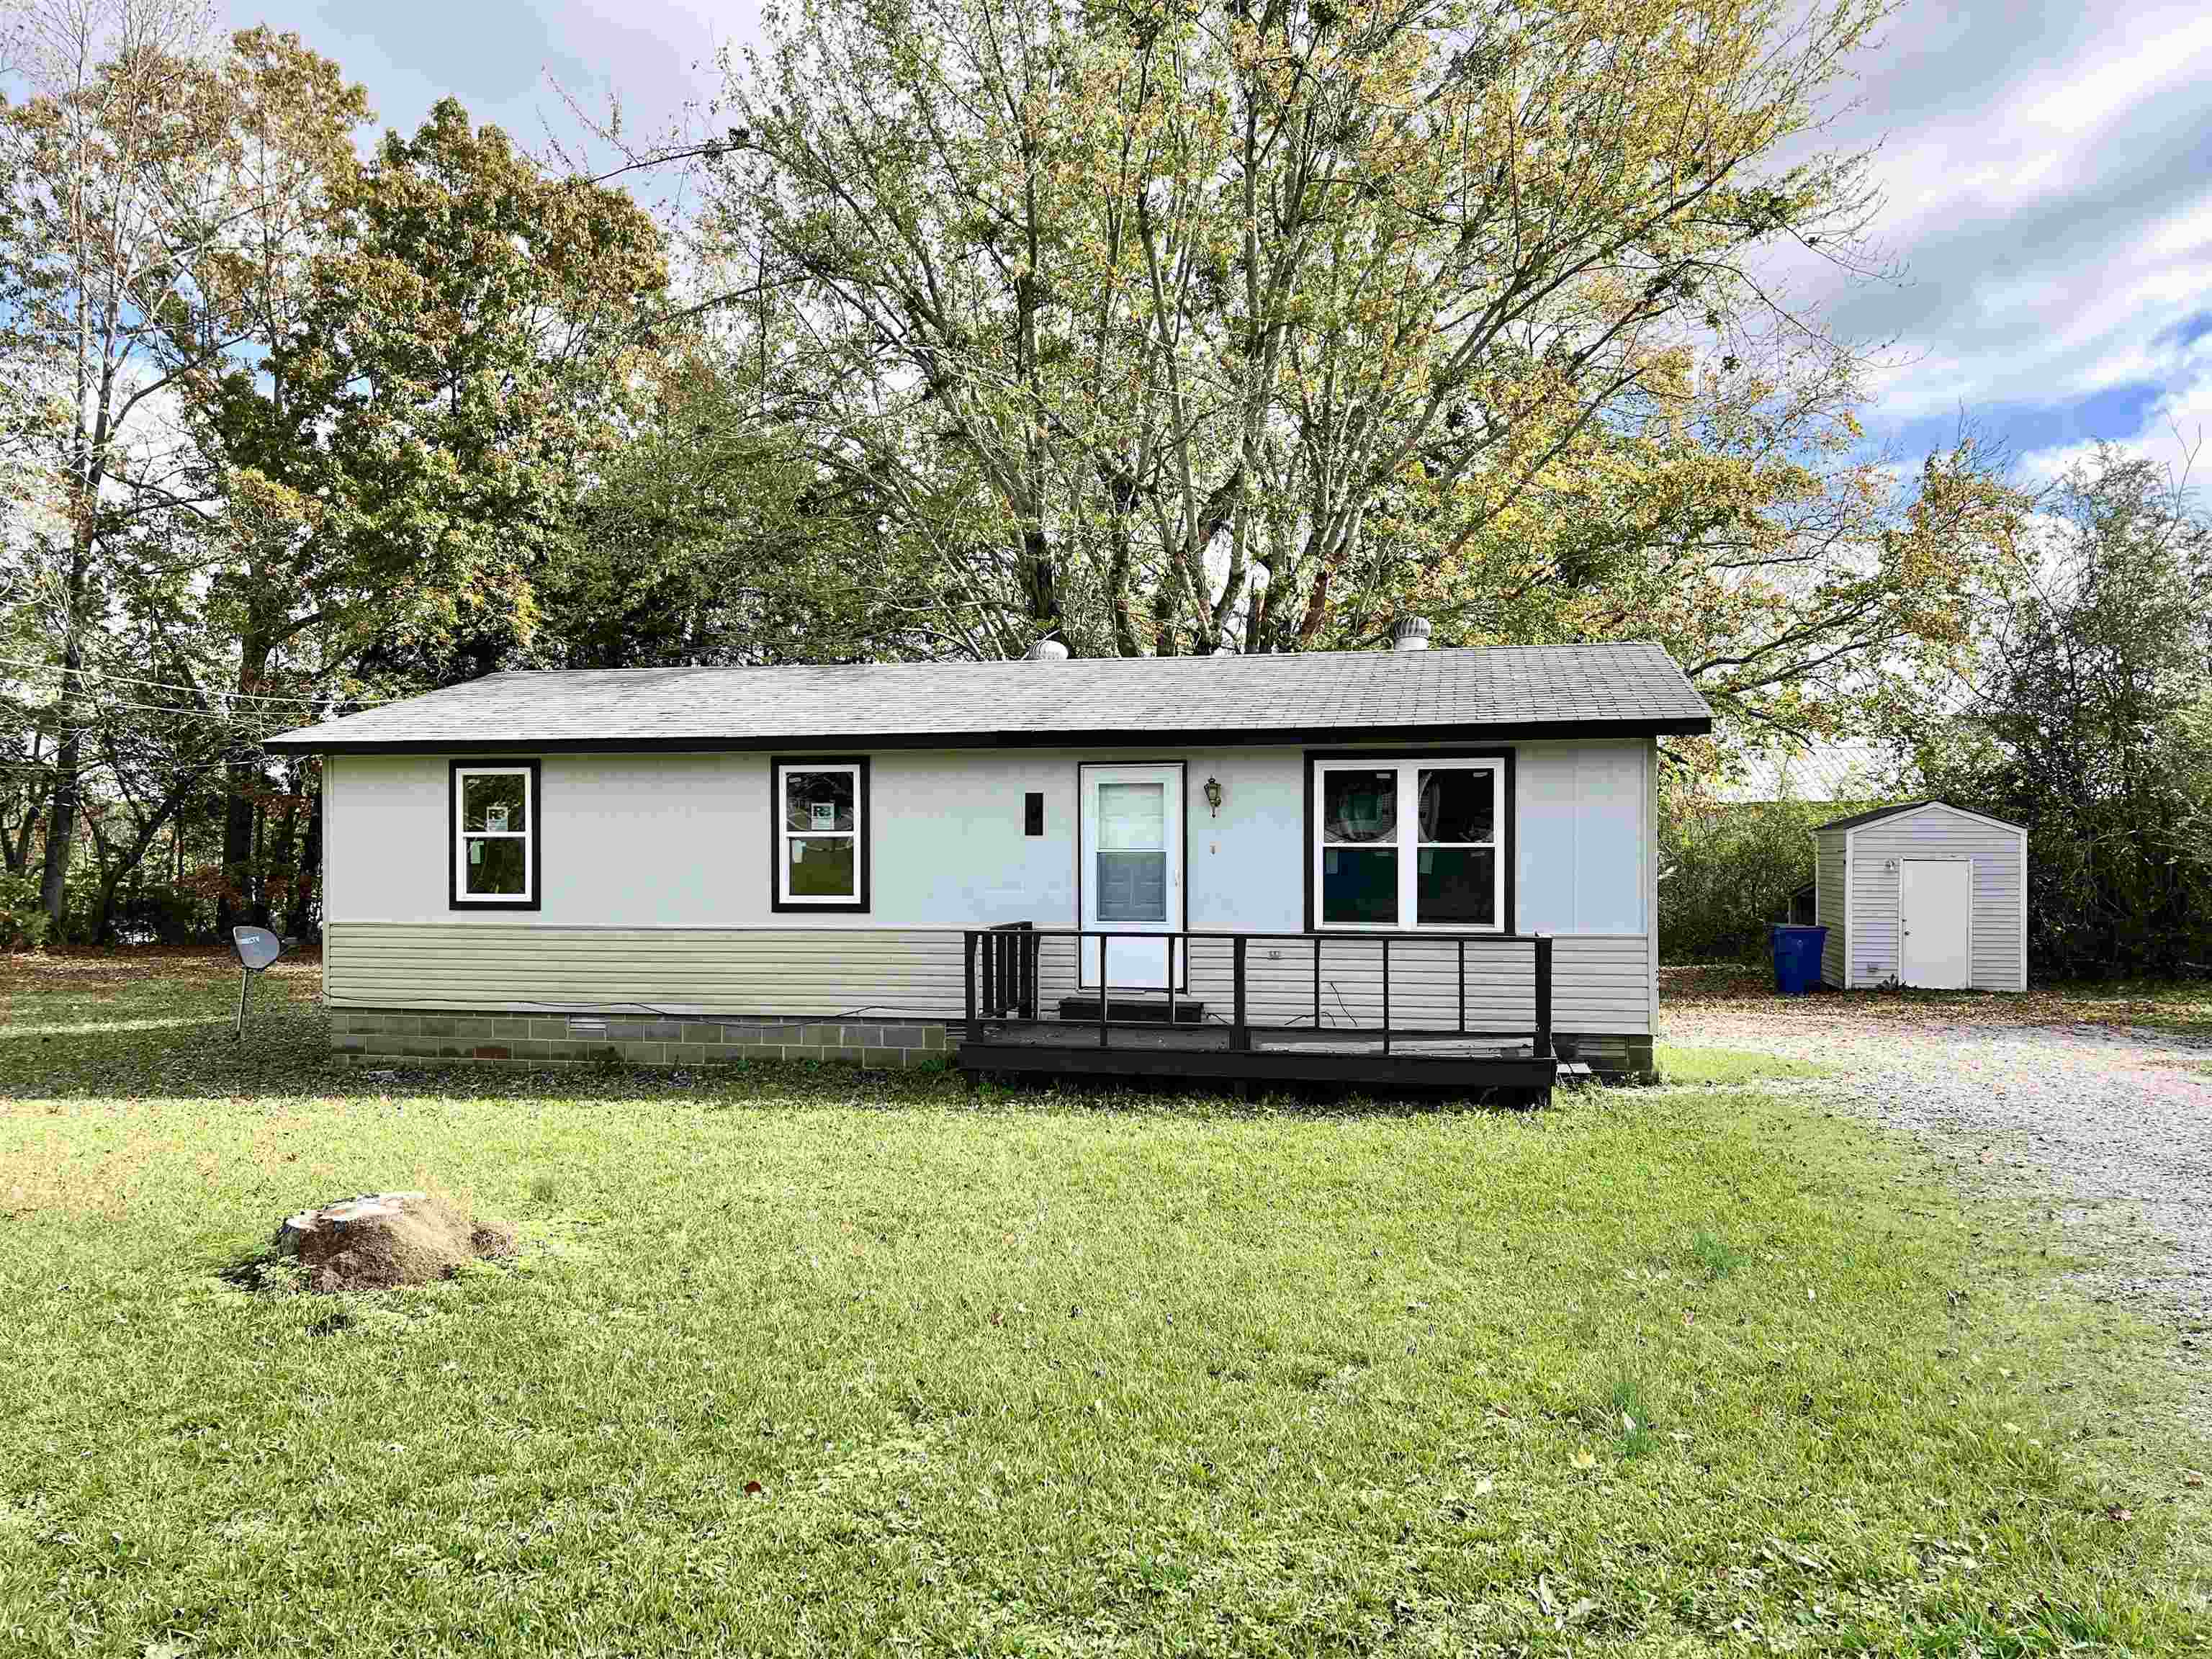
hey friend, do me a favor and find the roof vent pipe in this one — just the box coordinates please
[1392,616,1433,652]
[1024,638,1071,662]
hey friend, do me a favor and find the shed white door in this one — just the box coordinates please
[1079,764,1182,989]
[1899,859,1972,989]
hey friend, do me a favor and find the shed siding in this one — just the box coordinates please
[1843,809,2025,990]
[325,923,1653,1033]
[1814,828,1848,986]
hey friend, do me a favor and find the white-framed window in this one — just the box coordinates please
[451,760,537,907]
[1311,756,1505,930]
[773,757,868,910]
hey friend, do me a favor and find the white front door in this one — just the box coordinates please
[1079,763,1183,989]
[1899,859,1972,989]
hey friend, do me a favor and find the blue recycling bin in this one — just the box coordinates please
[1770,924,1828,995]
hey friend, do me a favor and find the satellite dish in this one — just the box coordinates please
[233,926,286,973]
[230,927,297,1038]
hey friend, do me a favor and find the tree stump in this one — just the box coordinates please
[276,1191,513,1292]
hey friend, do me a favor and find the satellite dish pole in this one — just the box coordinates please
[230,926,295,1039]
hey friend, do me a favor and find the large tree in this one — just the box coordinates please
[189,95,667,920]
[1911,448,2212,974]
[659,0,1994,723]
[0,1,370,923]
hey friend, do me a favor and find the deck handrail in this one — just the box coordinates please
[960,925,1552,1060]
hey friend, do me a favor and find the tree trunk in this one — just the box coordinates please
[287,775,323,940]
[38,725,81,927]
[38,608,85,924]
[84,813,117,945]
[218,632,275,931]
[216,765,259,931]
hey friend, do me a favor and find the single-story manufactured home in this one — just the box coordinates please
[266,634,1714,1092]
[1812,800,2029,991]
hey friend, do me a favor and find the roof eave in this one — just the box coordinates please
[267,714,1713,755]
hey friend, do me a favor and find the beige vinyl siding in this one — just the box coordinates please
[1841,808,2026,990]
[327,925,969,1017]
[1814,833,1848,986]
[327,922,1655,1033]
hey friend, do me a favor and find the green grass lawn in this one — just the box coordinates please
[4,953,2208,1655]
[1653,1044,1839,1084]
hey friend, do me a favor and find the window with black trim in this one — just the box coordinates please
[1312,756,1503,930]
[773,757,869,910]
[451,760,539,908]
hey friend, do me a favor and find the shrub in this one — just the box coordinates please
[0,871,49,951]
[1658,797,1869,964]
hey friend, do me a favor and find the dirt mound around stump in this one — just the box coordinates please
[276,1191,516,1292]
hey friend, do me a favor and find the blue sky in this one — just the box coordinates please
[226,0,2212,487]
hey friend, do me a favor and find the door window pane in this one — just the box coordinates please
[785,769,855,832]
[1322,847,1398,924]
[1097,782,1164,850]
[1322,770,1396,842]
[1096,850,1167,922]
[1418,768,1493,844]
[1417,846,1496,925]
[462,771,527,833]
[787,835,857,897]
[465,836,527,896]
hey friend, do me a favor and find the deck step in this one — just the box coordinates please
[1055,997,1207,1025]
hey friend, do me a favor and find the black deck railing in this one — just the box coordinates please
[961,926,1552,1060]
[977,921,1039,1020]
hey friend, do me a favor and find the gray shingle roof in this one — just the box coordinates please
[264,642,1712,753]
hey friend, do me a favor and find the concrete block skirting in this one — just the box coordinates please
[331,1009,952,1071]
[1558,1033,1657,1082]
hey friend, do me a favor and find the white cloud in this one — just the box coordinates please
[1763,3,2212,431]
[2018,332,2212,487]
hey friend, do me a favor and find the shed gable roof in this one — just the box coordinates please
[1814,799,2027,837]
[266,642,1712,753]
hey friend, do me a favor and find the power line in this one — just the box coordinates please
[0,656,390,705]
[9,695,311,726]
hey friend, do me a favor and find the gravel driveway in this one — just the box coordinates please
[1660,974,2212,1430]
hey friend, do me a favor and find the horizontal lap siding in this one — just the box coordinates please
[326,924,967,1017]
[1845,811,2026,990]
[328,924,1654,1033]
[1815,832,1848,986]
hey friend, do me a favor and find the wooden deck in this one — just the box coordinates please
[960,926,1560,1097]
[958,1018,1557,1093]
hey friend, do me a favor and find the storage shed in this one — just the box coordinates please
[1811,801,2028,991]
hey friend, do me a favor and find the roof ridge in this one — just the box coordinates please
[486,639,1674,675]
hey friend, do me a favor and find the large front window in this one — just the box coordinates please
[1313,757,1504,930]
[774,758,868,909]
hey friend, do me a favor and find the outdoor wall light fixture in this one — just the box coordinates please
[1203,775,1223,817]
